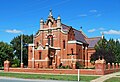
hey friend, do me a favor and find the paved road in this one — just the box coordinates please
[0,77,77,82]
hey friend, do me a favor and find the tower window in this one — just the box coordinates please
[63,40,65,49]
[71,48,73,55]
[48,35,53,46]
[39,52,42,59]
[51,37,53,46]
[48,37,50,45]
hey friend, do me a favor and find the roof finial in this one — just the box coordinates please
[80,26,82,31]
[40,18,44,22]
[49,9,52,17]
[102,32,104,39]
[57,15,61,20]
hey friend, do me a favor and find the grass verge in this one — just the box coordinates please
[0,72,99,81]
[104,77,120,82]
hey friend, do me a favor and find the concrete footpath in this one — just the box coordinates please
[1,70,120,82]
[0,77,77,82]
[91,72,120,82]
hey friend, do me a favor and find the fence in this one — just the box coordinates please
[4,59,120,75]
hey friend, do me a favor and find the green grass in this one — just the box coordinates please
[0,72,99,81]
[104,77,120,82]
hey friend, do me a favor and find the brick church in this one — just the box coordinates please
[28,10,101,68]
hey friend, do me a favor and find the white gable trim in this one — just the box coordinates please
[68,40,83,45]
[28,44,34,46]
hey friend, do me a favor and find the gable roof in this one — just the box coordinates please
[61,24,101,47]
[73,29,88,44]
[85,37,101,48]
[61,24,88,44]
[61,24,70,32]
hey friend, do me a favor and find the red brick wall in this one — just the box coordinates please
[8,68,96,75]
[5,64,120,75]
[4,60,120,75]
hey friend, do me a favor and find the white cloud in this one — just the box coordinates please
[89,10,97,13]
[88,29,96,32]
[79,14,87,17]
[5,29,22,34]
[103,30,120,35]
[99,27,105,31]
[96,14,102,17]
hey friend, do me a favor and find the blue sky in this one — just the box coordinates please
[0,0,120,43]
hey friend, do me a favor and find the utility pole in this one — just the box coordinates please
[21,34,23,68]
[32,32,35,68]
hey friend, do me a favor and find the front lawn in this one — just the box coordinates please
[0,72,99,81]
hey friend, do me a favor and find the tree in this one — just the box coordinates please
[10,34,33,66]
[113,39,120,63]
[0,42,13,67]
[106,39,120,63]
[90,37,115,64]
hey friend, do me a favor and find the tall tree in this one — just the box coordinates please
[90,37,115,64]
[114,40,120,63]
[10,34,33,66]
[0,42,13,67]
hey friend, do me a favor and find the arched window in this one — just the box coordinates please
[36,42,39,47]
[63,40,65,49]
[48,35,53,46]
[71,48,73,55]
[39,52,42,59]
[48,37,50,45]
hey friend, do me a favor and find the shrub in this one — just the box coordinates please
[76,62,84,69]
[90,60,95,65]
[11,64,18,67]
[57,65,71,69]
[61,66,65,69]
[11,58,20,67]
[65,65,71,69]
